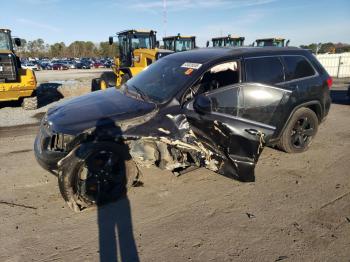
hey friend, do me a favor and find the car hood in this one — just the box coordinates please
[47,88,156,135]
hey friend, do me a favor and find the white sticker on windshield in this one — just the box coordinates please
[181,62,202,70]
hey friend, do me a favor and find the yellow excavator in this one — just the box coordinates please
[92,29,173,90]
[162,34,196,52]
[255,37,290,47]
[0,29,37,109]
[207,35,245,47]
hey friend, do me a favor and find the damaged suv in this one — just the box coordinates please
[34,47,332,211]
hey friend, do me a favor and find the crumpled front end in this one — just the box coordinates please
[34,117,68,172]
[127,113,224,176]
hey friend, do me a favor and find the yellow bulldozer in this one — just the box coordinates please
[0,29,37,109]
[162,34,196,52]
[92,29,173,90]
[255,37,290,47]
[206,35,245,47]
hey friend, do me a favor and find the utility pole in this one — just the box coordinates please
[163,0,167,37]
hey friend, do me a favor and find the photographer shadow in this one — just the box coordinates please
[97,197,139,262]
[92,118,139,262]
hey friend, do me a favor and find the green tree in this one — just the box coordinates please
[99,41,119,57]
[50,42,66,58]
[319,42,336,54]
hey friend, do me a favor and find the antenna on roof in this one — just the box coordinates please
[163,0,167,37]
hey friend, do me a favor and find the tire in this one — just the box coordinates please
[100,72,117,87]
[91,78,101,92]
[278,107,318,153]
[22,96,38,110]
[58,142,139,212]
[121,73,130,85]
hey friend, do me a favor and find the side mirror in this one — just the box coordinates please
[108,36,113,45]
[286,39,290,47]
[193,94,212,114]
[14,38,21,47]
[206,41,209,48]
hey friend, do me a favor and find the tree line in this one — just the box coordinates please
[16,38,119,58]
[299,42,350,54]
[16,38,350,58]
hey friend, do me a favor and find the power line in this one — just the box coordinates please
[163,0,167,37]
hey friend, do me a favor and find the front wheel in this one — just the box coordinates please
[100,72,117,88]
[121,73,130,85]
[91,78,101,92]
[278,107,318,153]
[58,142,139,212]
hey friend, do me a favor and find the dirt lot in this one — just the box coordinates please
[0,79,349,261]
[35,68,110,83]
[0,69,110,127]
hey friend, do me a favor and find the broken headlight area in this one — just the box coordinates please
[49,133,76,152]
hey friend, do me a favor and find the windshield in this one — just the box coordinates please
[257,40,273,47]
[0,32,12,50]
[213,39,223,47]
[131,34,151,49]
[126,58,200,103]
[176,39,193,52]
[164,40,174,51]
[275,41,284,47]
[227,39,243,47]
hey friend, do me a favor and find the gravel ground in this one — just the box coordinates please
[0,76,349,261]
[0,69,110,127]
[35,68,110,83]
[0,90,349,261]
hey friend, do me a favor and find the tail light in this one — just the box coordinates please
[326,77,333,89]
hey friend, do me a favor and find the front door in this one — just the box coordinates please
[185,82,291,181]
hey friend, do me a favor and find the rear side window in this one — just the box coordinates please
[245,57,284,85]
[239,84,285,125]
[282,56,315,81]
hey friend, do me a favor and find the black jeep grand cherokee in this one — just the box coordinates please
[34,47,332,211]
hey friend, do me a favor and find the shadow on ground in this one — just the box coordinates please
[37,83,64,107]
[98,198,139,262]
[60,118,140,261]
[0,82,64,109]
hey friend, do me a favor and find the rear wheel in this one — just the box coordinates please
[121,73,130,85]
[58,142,139,212]
[278,107,318,153]
[22,96,38,110]
[100,72,117,88]
[91,78,101,92]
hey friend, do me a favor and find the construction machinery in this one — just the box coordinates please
[0,29,37,109]
[206,35,245,47]
[162,34,196,52]
[255,37,290,47]
[92,29,173,90]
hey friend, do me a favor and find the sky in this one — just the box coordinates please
[2,0,350,47]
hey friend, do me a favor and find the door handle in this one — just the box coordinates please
[245,128,259,135]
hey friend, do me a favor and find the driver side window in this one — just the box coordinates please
[184,60,240,102]
[207,86,240,116]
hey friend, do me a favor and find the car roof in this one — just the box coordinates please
[212,36,245,41]
[164,46,304,64]
[163,35,196,40]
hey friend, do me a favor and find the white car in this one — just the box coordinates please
[61,61,76,69]
[22,62,39,71]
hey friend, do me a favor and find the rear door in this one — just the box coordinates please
[185,83,291,181]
